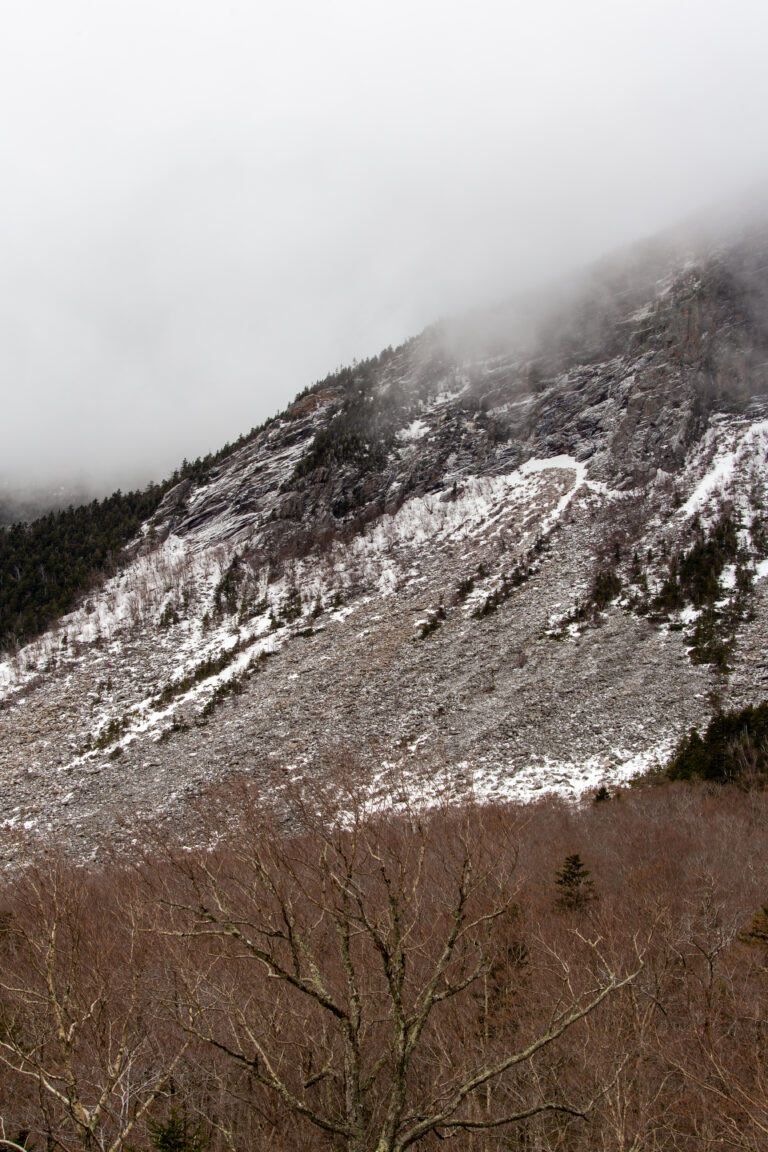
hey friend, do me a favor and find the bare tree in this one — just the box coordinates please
[0,862,190,1152]
[153,785,643,1152]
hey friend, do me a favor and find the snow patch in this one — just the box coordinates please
[398,418,429,442]
[680,417,768,520]
[681,450,736,517]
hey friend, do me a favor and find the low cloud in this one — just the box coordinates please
[2,0,767,496]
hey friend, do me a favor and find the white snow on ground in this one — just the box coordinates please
[680,449,737,518]
[366,739,675,814]
[756,558,768,581]
[680,417,768,520]
[398,418,429,442]
[520,456,587,532]
[477,740,675,803]
[0,536,233,696]
[426,381,470,406]
[0,454,591,704]
[488,396,536,416]
[336,456,587,593]
[0,451,594,787]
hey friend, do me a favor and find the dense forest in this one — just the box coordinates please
[0,352,407,654]
[1,769,768,1151]
[0,486,167,649]
[665,699,768,783]
[0,425,271,653]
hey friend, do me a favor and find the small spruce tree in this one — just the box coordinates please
[148,1104,209,1152]
[553,853,596,912]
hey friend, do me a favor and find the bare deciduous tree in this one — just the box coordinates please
[0,863,190,1152]
[153,787,643,1152]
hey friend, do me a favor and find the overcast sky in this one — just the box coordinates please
[2,0,767,495]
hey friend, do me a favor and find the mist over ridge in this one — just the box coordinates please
[4,190,768,521]
[2,0,767,502]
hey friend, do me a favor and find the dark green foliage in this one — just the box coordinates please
[593,785,611,803]
[553,854,596,912]
[164,651,272,729]
[83,714,130,753]
[0,429,281,653]
[653,512,739,612]
[752,512,768,555]
[156,718,189,742]
[296,347,398,405]
[0,486,165,651]
[550,554,624,637]
[200,674,245,717]
[153,645,245,709]
[741,903,768,953]
[212,555,244,617]
[590,566,621,610]
[292,355,404,491]
[159,602,180,630]
[79,712,131,755]
[280,586,303,623]
[95,715,128,749]
[665,701,768,784]
[687,604,733,670]
[295,403,393,479]
[417,599,446,639]
[148,1103,209,1152]
[629,511,755,667]
[455,573,475,603]
[472,561,531,619]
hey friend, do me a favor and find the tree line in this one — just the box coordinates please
[0,422,275,654]
[0,487,166,649]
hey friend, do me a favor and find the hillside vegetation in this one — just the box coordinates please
[0,486,166,649]
[665,699,768,783]
[0,427,269,652]
[1,775,768,1151]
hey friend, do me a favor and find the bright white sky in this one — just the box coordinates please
[2,0,767,493]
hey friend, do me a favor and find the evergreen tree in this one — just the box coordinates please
[665,702,768,784]
[553,853,596,912]
[148,1103,209,1152]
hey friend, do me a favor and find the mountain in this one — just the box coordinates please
[3,220,768,856]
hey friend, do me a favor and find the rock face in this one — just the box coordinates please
[3,222,768,855]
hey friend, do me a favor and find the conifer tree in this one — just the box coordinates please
[148,1103,209,1152]
[553,853,596,912]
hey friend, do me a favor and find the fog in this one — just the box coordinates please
[2,0,767,498]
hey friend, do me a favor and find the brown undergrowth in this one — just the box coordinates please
[1,777,768,1151]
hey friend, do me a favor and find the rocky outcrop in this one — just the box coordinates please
[3,223,768,855]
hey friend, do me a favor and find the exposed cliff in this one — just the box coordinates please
[3,222,768,855]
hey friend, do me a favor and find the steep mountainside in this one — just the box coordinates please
[3,223,768,856]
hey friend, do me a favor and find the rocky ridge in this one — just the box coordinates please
[3,223,768,855]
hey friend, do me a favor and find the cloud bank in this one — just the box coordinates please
[2,0,767,494]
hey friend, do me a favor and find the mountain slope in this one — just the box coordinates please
[3,223,768,855]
